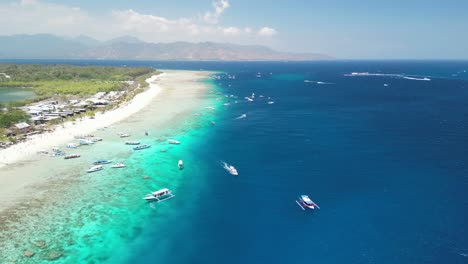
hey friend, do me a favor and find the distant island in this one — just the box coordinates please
[0,34,332,61]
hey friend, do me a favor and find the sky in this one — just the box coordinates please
[0,0,468,59]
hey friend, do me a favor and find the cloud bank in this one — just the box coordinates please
[0,0,278,44]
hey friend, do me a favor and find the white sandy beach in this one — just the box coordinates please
[0,74,164,168]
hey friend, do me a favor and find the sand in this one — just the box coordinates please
[0,74,163,168]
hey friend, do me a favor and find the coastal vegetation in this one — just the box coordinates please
[0,64,160,132]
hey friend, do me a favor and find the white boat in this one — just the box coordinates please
[222,162,238,176]
[178,160,183,169]
[168,139,180,145]
[111,162,126,168]
[143,188,175,202]
[133,144,151,150]
[125,141,140,145]
[37,150,48,154]
[91,137,103,142]
[244,97,254,102]
[296,195,320,210]
[267,101,275,104]
[87,165,103,173]
[205,106,215,110]
[79,139,95,145]
[67,143,79,148]
[119,133,131,138]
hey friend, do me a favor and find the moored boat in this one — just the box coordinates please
[79,139,95,145]
[93,159,112,165]
[296,195,320,210]
[125,141,140,145]
[64,154,80,159]
[87,165,103,173]
[67,143,79,148]
[133,144,151,150]
[178,160,183,169]
[168,139,180,145]
[111,162,126,168]
[143,188,175,202]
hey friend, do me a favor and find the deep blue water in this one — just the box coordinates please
[3,60,468,263]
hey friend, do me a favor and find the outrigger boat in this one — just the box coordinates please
[143,188,175,202]
[133,144,151,150]
[296,195,320,210]
[93,160,112,165]
[178,160,183,169]
[111,162,126,168]
[87,165,103,173]
[64,154,80,159]
[168,139,180,145]
[125,141,140,145]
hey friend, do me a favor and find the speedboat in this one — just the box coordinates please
[245,97,254,102]
[143,188,175,202]
[267,101,275,104]
[222,162,238,176]
[93,160,112,165]
[87,165,103,173]
[178,160,183,169]
[64,154,80,159]
[168,139,180,145]
[125,141,140,145]
[133,144,151,150]
[111,162,126,168]
[296,195,320,210]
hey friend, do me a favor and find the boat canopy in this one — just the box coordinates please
[301,195,314,204]
[153,188,170,195]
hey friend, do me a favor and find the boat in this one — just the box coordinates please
[91,137,103,142]
[67,143,79,148]
[87,165,103,173]
[143,188,175,202]
[93,159,112,165]
[178,160,183,169]
[296,195,320,210]
[111,162,126,168]
[168,139,180,145]
[37,150,48,154]
[205,106,215,110]
[222,162,238,176]
[79,139,95,145]
[133,144,151,150]
[245,97,254,102]
[119,133,131,138]
[267,101,275,104]
[64,154,80,159]
[125,141,140,145]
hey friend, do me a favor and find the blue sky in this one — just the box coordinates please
[1,0,467,59]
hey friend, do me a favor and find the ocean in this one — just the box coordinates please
[1,60,468,263]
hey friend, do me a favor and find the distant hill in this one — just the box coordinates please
[0,34,333,61]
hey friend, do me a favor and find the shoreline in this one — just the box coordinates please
[0,74,164,168]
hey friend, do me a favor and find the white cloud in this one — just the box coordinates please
[203,0,230,24]
[0,0,278,45]
[221,26,240,36]
[258,27,277,37]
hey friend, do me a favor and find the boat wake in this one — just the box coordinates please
[235,114,247,119]
[345,72,431,81]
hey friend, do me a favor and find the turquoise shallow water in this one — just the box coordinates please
[1,60,468,263]
[0,76,223,263]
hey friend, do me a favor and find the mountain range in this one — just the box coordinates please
[0,34,332,61]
